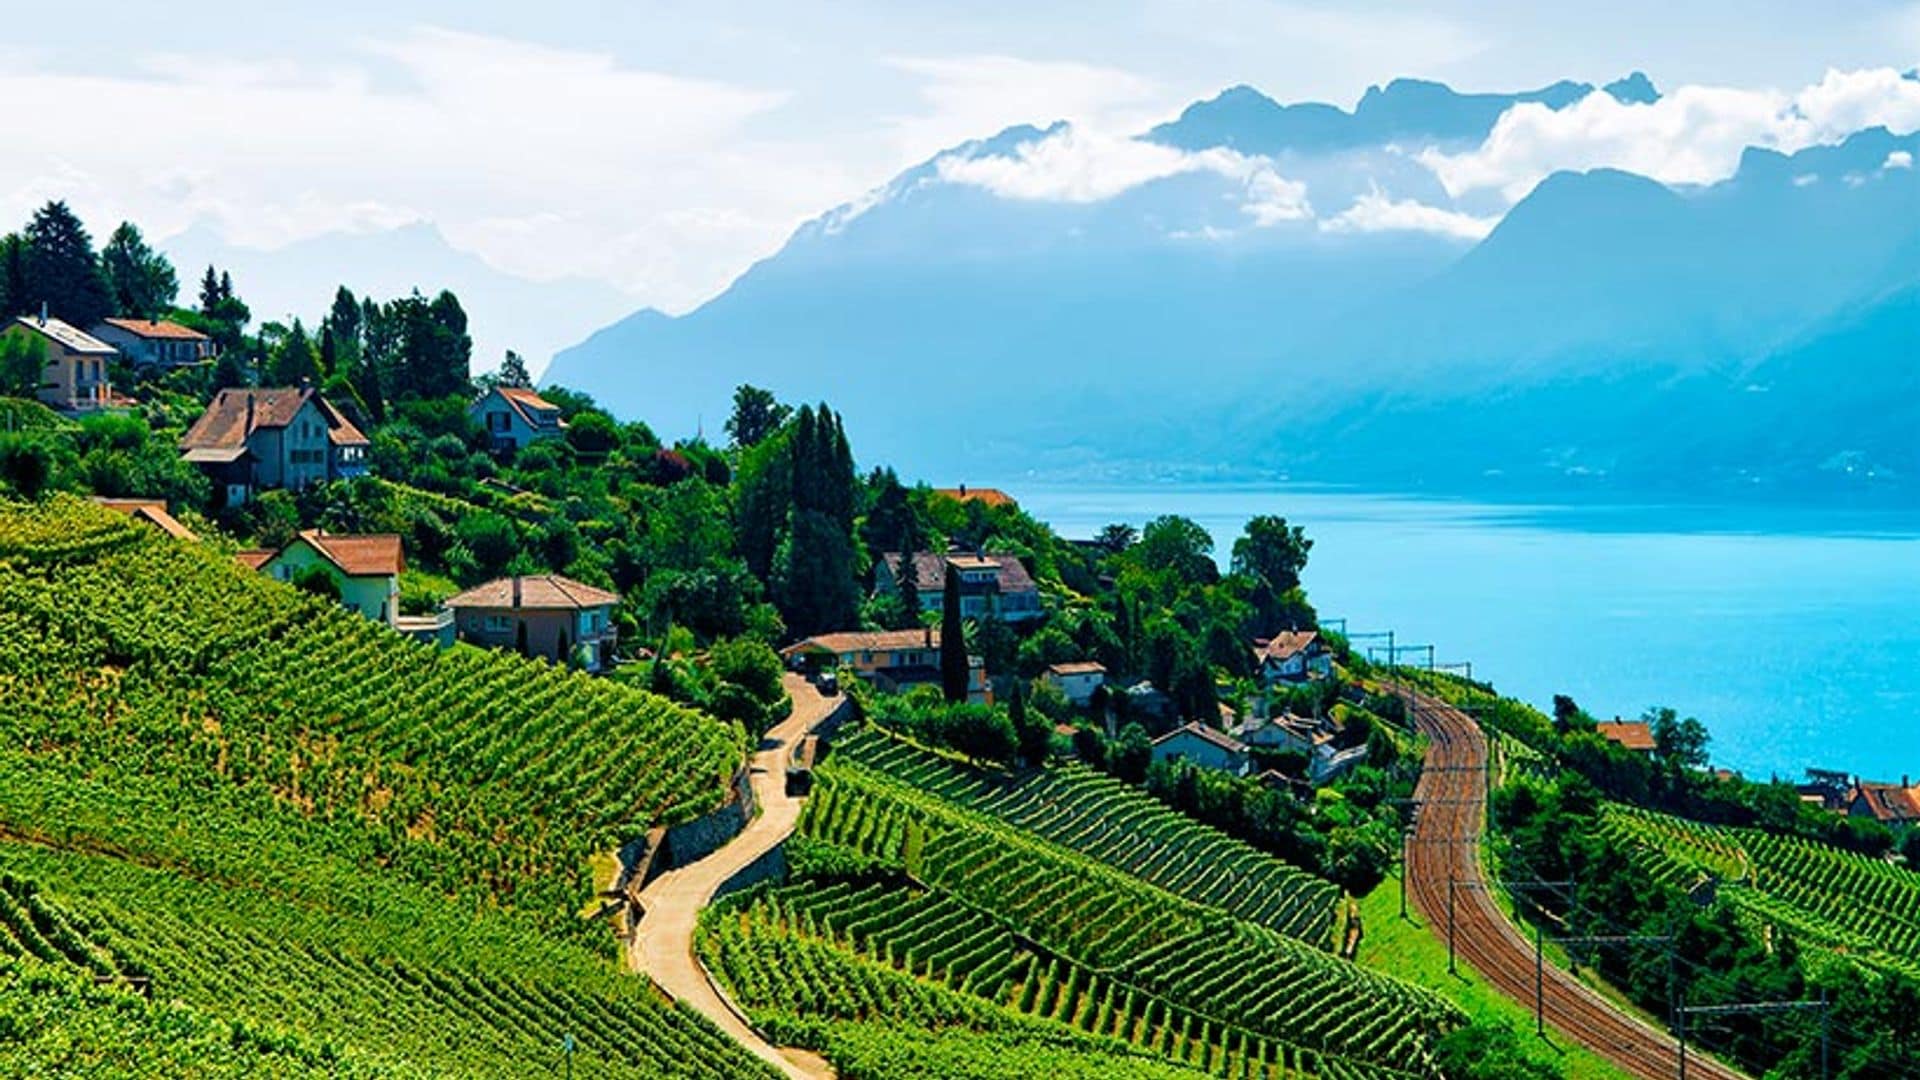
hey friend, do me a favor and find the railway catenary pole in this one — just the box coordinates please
[1503,879,1575,1034]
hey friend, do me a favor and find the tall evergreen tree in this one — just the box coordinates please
[21,201,111,325]
[497,349,531,388]
[0,235,28,318]
[198,266,222,314]
[99,222,177,319]
[941,561,968,703]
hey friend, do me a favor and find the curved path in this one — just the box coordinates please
[631,674,840,1080]
[1403,687,1745,1080]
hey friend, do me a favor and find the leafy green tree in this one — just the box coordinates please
[1112,721,1153,784]
[455,511,518,581]
[940,561,968,703]
[266,319,319,386]
[1231,514,1312,593]
[99,222,178,319]
[0,434,56,498]
[497,349,532,389]
[724,384,790,449]
[1134,515,1217,586]
[291,564,342,601]
[1095,522,1137,554]
[0,332,46,398]
[1010,681,1051,766]
[564,410,620,457]
[22,201,112,326]
[248,490,301,549]
[935,703,1017,764]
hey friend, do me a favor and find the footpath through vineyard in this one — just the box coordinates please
[631,674,840,1080]
[1402,688,1747,1080]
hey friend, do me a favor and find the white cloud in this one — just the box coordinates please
[0,27,850,317]
[1886,150,1915,170]
[1320,191,1496,240]
[883,55,1176,162]
[933,124,1310,225]
[1420,67,1920,202]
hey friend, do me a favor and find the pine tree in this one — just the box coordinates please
[941,561,968,703]
[198,266,221,314]
[22,201,111,325]
[0,235,29,318]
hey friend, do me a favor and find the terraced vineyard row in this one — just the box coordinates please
[0,498,743,931]
[704,883,1430,1080]
[0,843,776,1079]
[834,729,1339,944]
[1603,804,1920,978]
[798,767,1459,1072]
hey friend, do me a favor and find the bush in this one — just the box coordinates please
[0,434,57,499]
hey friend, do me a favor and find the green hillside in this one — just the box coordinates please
[696,725,1462,1078]
[0,496,770,1078]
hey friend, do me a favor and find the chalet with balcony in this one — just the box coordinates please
[89,318,216,370]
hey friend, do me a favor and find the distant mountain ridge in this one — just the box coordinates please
[548,74,1920,500]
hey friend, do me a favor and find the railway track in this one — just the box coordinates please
[1402,688,1746,1080]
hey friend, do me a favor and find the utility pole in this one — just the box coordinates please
[1505,878,1575,1036]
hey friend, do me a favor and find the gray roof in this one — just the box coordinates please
[11,315,116,355]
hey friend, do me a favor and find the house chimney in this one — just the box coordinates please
[244,392,255,433]
[924,624,933,649]
[512,576,522,608]
[959,483,967,496]
[37,301,47,326]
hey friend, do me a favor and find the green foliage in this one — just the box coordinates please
[0,330,45,398]
[724,383,790,449]
[290,562,341,600]
[99,221,177,319]
[565,409,620,456]
[21,201,111,326]
[705,636,790,737]
[454,509,518,582]
[397,569,458,615]
[0,434,57,499]
[1433,1023,1560,1080]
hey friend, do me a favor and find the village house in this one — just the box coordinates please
[1846,777,1920,826]
[88,318,216,370]
[92,497,196,542]
[780,627,991,704]
[470,385,566,452]
[444,574,620,672]
[1594,720,1658,755]
[1233,711,1369,784]
[4,312,116,412]
[1150,723,1252,776]
[178,387,370,506]
[933,484,1017,509]
[1043,660,1106,706]
[1251,631,1333,685]
[876,550,1043,623]
[238,530,403,626]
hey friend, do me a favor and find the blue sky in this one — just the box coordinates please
[6,1,1918,350]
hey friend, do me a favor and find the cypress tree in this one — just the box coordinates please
[941,561,968,703]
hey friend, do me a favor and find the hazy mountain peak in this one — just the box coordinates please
[1603,71,1660,104]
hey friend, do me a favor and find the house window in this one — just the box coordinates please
[483,614,513,633]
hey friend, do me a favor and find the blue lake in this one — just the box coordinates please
[1016,485,1920,782]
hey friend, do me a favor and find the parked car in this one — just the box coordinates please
[816,671,839,696]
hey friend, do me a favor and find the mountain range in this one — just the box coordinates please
[545,74,1920,499]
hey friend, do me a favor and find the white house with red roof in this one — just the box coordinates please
[1251,630,1333,685]
[238,530,404,626]
[470,385,566,452]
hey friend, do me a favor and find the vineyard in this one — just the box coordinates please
[0,496,773,1077]
[758,732,1463,1077]
[1603,804,1920,979]
[831,729,1341,944]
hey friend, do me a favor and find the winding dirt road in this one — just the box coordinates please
[1403,687,1745,1080]
[631,674,840,1080]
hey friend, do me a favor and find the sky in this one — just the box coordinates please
[5,0,1918,361]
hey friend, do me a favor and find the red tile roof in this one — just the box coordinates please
[1850,782,1920,824]
[294,530,404,577]
[180,388,368,452]
[883,551,1037,595]
[235,549,274,570]
[1252,631,1323,662]
[1046,661,1106,676]
[444,574,620,611]
[934,486,1016,508]
[782,628,943,657]
[91,497,196,541]
[492,386,564,428]
[99,318,209,341]
[1595,721,1657,753]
